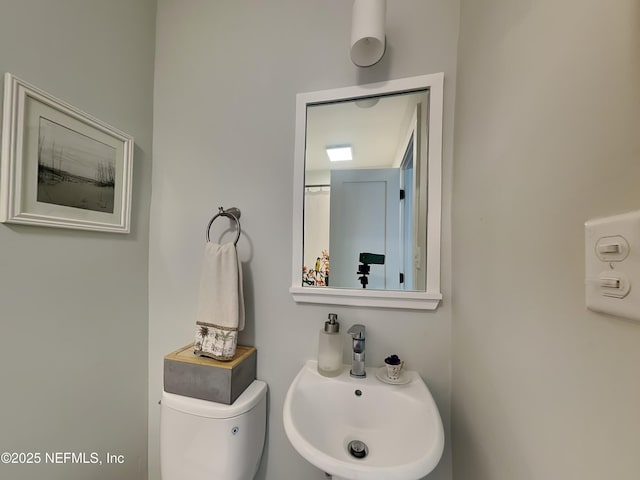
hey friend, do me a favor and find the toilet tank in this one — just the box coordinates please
[161,380,267,480]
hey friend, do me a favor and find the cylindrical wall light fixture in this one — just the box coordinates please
[350,0,387,67]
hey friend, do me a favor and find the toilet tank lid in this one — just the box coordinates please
[162,380,267,419]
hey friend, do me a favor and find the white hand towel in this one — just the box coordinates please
[194,242,245,361]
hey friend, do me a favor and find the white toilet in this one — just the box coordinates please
[161,379,268,480]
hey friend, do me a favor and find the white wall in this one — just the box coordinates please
[452,1,640,479]
[303,188,330,272]
[149,1,459,479]
[0,1,155,479]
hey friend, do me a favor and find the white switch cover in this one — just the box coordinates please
[585,210,640,321]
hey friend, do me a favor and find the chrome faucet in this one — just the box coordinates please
[347,324,366,378]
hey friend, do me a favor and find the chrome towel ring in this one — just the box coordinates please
[206,206,242,245]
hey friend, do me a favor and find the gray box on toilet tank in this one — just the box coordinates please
[164,343,257,405]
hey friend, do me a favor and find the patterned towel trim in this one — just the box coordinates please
[194,321,238,361]
[195,321,238,332]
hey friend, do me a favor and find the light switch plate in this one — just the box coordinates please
[585,210,640,321]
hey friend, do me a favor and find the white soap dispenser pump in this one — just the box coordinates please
[318,313,342,377]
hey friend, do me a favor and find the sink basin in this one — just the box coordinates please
[283,360,444,480]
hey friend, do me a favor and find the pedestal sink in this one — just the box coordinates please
[283,361,444,480]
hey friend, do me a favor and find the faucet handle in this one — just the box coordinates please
[347,324,366,339]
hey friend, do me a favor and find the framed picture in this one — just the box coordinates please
[0,73,133,233]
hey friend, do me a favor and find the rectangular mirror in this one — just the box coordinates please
[290,74,444,310]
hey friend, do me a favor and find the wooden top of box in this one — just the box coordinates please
[165,343,256,369]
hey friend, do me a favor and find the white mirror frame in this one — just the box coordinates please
[290,73,444,310]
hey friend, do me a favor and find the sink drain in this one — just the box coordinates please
[347,440,369,459]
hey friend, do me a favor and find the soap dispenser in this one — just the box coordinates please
[318,313,342,377]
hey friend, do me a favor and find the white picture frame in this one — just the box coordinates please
[1,73,133,233]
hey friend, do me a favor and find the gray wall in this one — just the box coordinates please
[5,2,636,479]
[149,1,458,479]
[0,1,155,479]
[452,1,640,479]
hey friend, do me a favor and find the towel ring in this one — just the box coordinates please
[206,207,242,245]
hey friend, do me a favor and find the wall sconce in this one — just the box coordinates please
[350,0,387,67]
